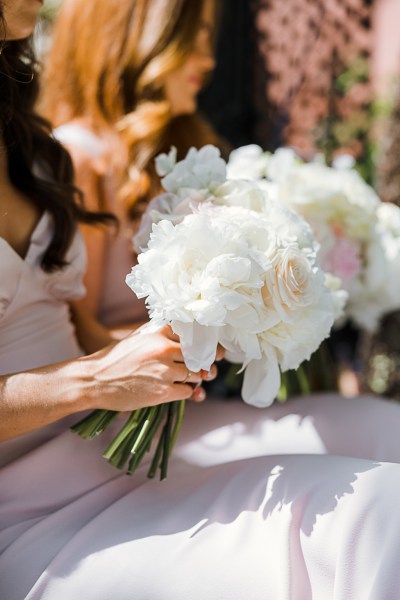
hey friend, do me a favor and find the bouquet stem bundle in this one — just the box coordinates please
[71,400,186,479]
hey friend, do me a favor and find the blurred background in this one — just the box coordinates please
[36,0,400,400]
[37,0,400,199]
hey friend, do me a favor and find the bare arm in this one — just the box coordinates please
[0,327,213,442]
[0,358,92,441]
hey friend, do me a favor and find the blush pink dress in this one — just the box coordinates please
[2,148,400,599]
[54,122,147,328]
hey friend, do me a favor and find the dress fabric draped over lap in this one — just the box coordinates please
[2,166,400,599]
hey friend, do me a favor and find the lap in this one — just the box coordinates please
[3,393,400,599]
[4,453,399,600]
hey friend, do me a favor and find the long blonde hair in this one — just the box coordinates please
[41,0,226,218]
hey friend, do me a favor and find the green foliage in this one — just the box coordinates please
[334,57,369,94]
[313,55,381,186]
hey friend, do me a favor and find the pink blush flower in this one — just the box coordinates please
[323,237,362,284]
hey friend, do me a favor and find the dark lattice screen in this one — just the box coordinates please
[198,0,256,148]
[201,0,374,156]
[251,0,374,154]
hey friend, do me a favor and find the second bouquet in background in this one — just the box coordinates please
[227,145,400,332]
[72,145,346,480]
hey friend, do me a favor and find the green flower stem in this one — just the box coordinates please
[147,427,166,479]
[169,400,186,455]
[296,365,311,394]
[114,427,144,469]
[130,406,158,455]
[160,403,175,480]
[277,373,288,402]
[71,409,113,439]
[102,410,140,460]
[72,398,188,480]
[128,405,167,475]
[105,407,153,469]
[93,410,119,435]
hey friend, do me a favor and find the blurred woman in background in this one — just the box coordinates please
[41,0,227,332]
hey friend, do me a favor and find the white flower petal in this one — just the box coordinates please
[172,321,219,372]
[242,355,281,407]
[155,146,177,177]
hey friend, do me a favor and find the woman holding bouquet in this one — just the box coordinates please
[3,1,400,599]
[40,0,400,467]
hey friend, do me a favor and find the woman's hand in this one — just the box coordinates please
[0,326,221,441]
[80,326,218,412]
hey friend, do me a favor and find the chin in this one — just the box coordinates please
[7,24,36,40]
[172,101,197,117]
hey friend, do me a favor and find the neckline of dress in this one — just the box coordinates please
[0,211,49,265]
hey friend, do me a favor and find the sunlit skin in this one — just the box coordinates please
[164,0,216,116]
[2,0,43,40]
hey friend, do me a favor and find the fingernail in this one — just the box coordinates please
[194,387,206,402]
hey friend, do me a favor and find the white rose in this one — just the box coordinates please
[262,242,321,322]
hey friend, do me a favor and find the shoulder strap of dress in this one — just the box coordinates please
[53,123,105,158]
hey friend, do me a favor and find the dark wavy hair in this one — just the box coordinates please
[0,7,115,272]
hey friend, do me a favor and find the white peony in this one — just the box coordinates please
[212,179,267,212]
[155,145,226,195]
[127,200,340,407]
[134,145,229,251]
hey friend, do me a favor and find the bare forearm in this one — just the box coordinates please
[0,329,212,442]
[0,360,94,441]
[110,320,146,340]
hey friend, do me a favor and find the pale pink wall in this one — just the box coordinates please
[372,0,400,98]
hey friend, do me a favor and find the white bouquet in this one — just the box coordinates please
[228,145,400,332]
[73,145,345,479]
[130,202,340,408]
